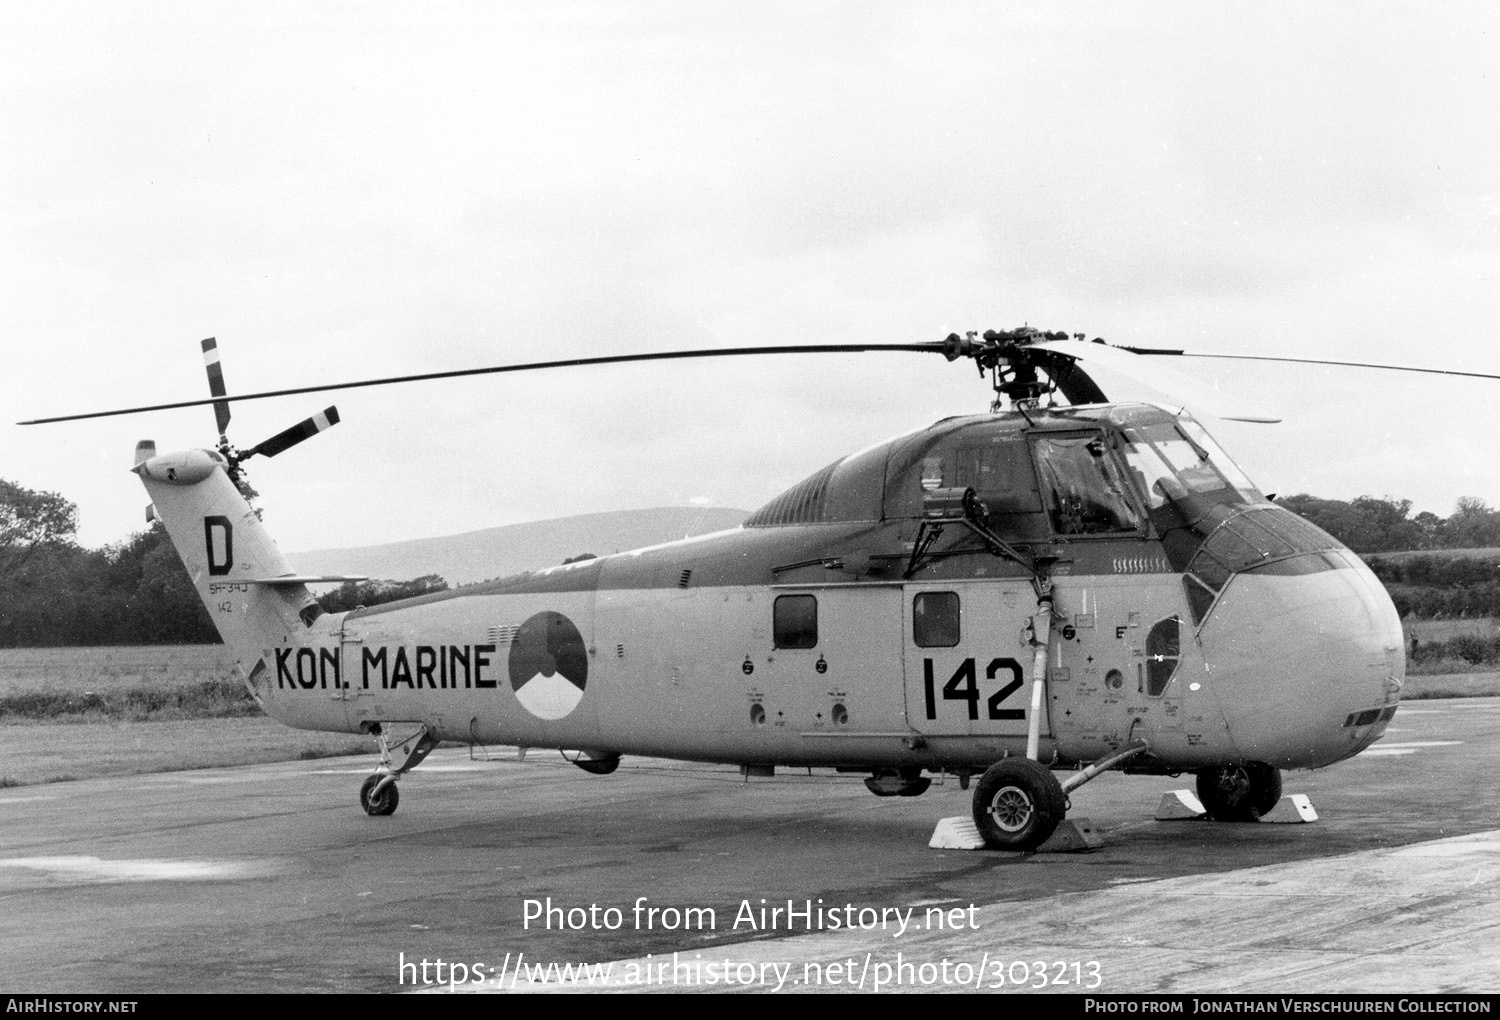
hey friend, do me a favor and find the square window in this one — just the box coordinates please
[913,591,960,647]
[773,594,818,649]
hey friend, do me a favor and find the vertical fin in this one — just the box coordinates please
[135,447,318,653]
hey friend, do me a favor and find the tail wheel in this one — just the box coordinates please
[360,774,400,816]
[1195,762,1282,821]
[971,758,1066,851]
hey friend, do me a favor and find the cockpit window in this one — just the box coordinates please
[951,438,1043,513]
[1121,422,1261,509]
[1032,434,1143,535]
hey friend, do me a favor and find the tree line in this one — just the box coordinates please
[1275,494,1500,552]
[0,479,447,647]
[1273,494,1500,620]
[1364,560,1500,620]
[7,479,1500,646]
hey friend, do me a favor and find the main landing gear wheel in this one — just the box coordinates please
[1195,762,1281,821]
[971,758,1067,852]
[358,723,435,816]
[360,774,400,816]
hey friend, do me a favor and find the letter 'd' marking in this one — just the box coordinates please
[205,516,233,576]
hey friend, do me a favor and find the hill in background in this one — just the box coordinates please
[288,506,748,586]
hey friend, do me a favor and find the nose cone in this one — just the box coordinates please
[1198,550,1404,768]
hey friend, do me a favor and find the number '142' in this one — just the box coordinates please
[922,657,1025,721]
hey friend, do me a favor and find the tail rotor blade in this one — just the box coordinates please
[250,406,341,459]
[201,337,232,437]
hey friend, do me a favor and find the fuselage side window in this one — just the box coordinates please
[913,591,960,647]
[1145,615,1182,695]
[773,594,818,649]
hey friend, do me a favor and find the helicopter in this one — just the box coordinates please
[23,328,1450,852]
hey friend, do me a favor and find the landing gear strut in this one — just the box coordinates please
[1195,762,1282,821]
[359,724,439,816]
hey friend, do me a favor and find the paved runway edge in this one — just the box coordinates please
[441,828,1500,994]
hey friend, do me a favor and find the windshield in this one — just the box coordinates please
[1177,419,1262,502]
[1120,422,1262,510]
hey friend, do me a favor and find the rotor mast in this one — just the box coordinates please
[941,327,1110,413]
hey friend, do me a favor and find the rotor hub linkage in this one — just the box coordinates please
[941,328,1103,408]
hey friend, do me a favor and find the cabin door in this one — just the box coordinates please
[902,581,1044,738]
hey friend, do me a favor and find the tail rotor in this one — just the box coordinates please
[198,337,340,484]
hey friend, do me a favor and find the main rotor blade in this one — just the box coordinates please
[201,337,232,437]
[1032,340,1283,423]
[18,343,944,425]
[249,406,341,459]
[1138,350,1500,382]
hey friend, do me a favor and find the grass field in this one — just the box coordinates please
[1402,616,1500,673]
[0,644,237,696]
[1368,547,1500,562]
[0,646,370,785]
[0,717,373,787]
[1404,617,1500,643]
[0,645,256,722]
[1403,672,1500,699]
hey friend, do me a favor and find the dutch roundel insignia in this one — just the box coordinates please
[508,611,588,720]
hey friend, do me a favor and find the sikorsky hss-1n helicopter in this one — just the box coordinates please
[29,329,1457,851]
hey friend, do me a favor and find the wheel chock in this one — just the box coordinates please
[929,816,987,850]
[1038,818,1103,853]
[1259,793,1318,823]
[1155,789,1207,820]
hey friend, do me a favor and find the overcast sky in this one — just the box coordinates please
[3,2,1498,554]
